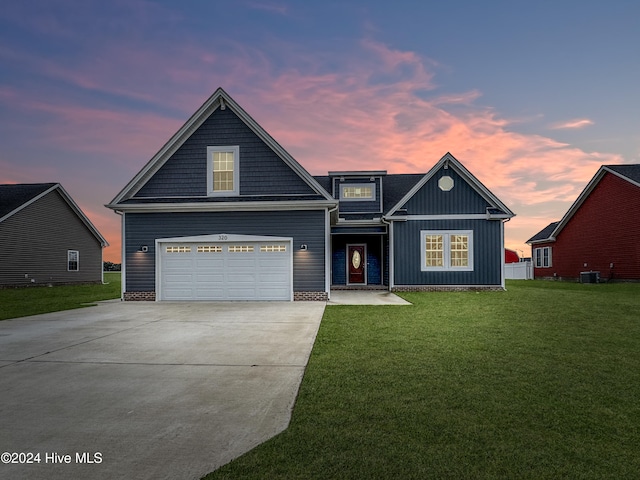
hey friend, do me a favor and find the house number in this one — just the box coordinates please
[352,250,361,269]
[218,235,227,240]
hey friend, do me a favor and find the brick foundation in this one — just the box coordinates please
[392,286,505,292]
[294,291,329,301]
[123,291,156,301]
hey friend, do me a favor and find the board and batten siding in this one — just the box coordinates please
[392,219,503,286]
[402,168,491,215]
[124,210,326,293]
[135,107,317,198]
[0,190,103,286]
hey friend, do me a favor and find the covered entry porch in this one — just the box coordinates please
[330,229,389,289]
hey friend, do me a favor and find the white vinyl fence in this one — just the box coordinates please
[505,261,533,280]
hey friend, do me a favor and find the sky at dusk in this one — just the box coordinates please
[2,1,639,263]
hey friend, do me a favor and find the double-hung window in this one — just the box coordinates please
[68,250,79,271]
[207,146,239,196]
[420,230,473,271]
[534,246,552,268]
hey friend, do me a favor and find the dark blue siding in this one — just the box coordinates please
[393,219,502,285]
[136,108,317,197]
[331,235,384,285]
[332,177,382,213]
[125,210,326,292]
[402,168,490,215]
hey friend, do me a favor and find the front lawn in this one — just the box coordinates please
[205,281,640,479]
[0,272,121,320]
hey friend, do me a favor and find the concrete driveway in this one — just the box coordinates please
[0,300,325,480]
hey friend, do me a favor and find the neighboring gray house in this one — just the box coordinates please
[107,88,514,301]
[0,183,108,287]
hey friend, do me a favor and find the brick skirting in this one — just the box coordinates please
[124,291,327,301]
[392,286,505,292]
[123,291,156,301]
[293,291,329,301]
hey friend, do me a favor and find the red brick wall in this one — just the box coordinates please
[533,172,640,280]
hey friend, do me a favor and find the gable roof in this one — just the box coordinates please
[0,183,108,246]
[108,88,333,207]
[526,221,559,243]
[386,152,515,218]
[526,164,640,244]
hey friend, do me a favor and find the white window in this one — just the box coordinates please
[207,146,239,196]
[228,245,254,253]
[420,231,473,271]
[534,247,552,268]
[260,245,287,252]
[197,246,222,253]
[166,246,191,253]
[340,183,375,201]
[67,250,79,271]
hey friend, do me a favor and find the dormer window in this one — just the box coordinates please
[340,183,375,201]
[207,146,239,196]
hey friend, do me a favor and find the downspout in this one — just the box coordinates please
[114,210,125,301]
[501,217,511,290]
[381,216,393,291]
[326,204,339,299]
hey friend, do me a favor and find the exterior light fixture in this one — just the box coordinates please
[140,245,149,252]
[300,244,308,251]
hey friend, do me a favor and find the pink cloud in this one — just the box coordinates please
[2,34,627,259]
[551,118,595,129]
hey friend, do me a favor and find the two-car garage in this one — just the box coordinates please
[156,234,293,301]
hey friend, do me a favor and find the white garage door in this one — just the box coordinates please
[157,234,292,301]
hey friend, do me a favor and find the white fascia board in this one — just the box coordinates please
[156,233,293,243]
[386,153,515,218]
[604,166,640,189]
[110,88,333,204]
[5,183,109,247]
[106,200,337,213]
[549,166,607,239]
[0,184,58,223]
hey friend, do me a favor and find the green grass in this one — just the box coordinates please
[0,272,121,320]
[204,281,640,479]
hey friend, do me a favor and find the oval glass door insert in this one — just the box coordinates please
[352,250,362,269]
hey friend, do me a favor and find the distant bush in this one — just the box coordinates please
[103,261,121,271]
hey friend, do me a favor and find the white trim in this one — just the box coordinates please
[534,246,552,268]
[105,200,337,213]
[325,208,332,297]
[542,165,640,242]
[1,183,108,247]
[339,183,376,201]
[207,145,239,196]
[67,250,79,271]
[155,234,293,301]
[386,153,515,218]
[121,212,126,299]
[500,221,506,289]
[420,230,474,272]
[346,244,367,285]
[108,88,334,205]
[389,221,395,289]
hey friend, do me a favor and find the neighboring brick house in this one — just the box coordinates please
[527,165,640,281]
[0,183,108,286]
[107,88,514,301]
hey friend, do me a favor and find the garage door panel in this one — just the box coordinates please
[159,238,292,301]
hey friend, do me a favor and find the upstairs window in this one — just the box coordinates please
[68,250,79,271]
[207,146,239,196]
[340,183,375,201]
[421,231,473,271]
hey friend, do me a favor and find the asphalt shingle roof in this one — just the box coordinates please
[0,183,56,219]
[607,164,640,184]
[526,221,559,243]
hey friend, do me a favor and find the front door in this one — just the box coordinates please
[347,244,366,285]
